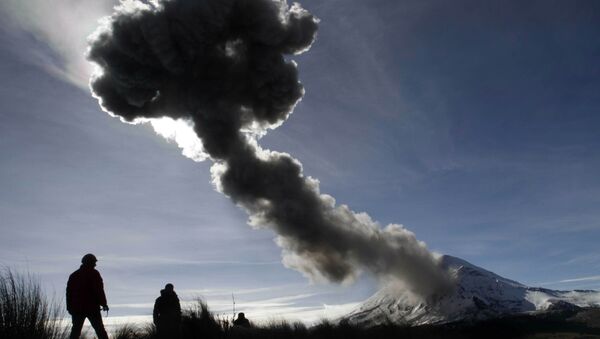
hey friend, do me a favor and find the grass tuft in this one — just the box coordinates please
[0,268,67,339]
[113,323,151,339]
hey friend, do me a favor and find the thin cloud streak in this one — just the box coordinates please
[561,253,600,266]
[111,293,317,309]
[178,286,291,298]
[538,275,600,286]
[103,300,360,325]
[101,256,281,268]
[109,292,359,324]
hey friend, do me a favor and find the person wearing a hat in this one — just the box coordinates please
[66,253,109,339]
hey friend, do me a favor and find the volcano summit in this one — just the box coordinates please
[345,255,600,326]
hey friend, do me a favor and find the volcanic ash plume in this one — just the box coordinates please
[88,0,454,297]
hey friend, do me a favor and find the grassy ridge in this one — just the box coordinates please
[112,300,600,339]
[2,269,599,339]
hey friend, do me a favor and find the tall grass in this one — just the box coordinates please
[113,323,155,339]
[180,299,225,338]
[0,268,67,339]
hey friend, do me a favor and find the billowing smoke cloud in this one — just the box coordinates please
[88,0,454,297]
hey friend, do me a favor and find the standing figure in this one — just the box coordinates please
[153,283,182,338]
[66,253,109,339]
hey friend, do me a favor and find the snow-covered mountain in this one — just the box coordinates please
[345,255,600,326]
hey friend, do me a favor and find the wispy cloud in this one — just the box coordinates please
[561,253,600,267]
[0,0,224,165]
[0,254,281,275]
[101,255,281,268]
[178,286,289,298]
[240,302,360,323]
[206,293,319,309]
[103,300,360,325]
[110,291,360,324]
[0,0,114,87]
[538,275,600,286]
[197,295,360,324]
[110,290,313,310]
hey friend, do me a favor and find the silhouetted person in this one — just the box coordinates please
[66,253,109,339]
[153,283,182,338]
[233,312,251,328]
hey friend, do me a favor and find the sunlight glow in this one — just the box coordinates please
[149,117,208,162]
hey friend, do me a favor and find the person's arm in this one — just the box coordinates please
[176,297,182,321]
[153,298,160,325]
[66,276,73,314]
[94,271,109,310]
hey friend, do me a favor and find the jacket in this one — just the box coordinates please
[153,289,181,326]
[66,265,108,314]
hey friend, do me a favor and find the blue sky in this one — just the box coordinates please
[1,0,600,324]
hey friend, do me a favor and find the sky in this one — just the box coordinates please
[1,0,600,326]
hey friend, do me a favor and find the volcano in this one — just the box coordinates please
[344,255,600,326]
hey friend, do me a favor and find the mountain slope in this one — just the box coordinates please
[345,255,600,326]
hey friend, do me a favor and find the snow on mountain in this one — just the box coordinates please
[344,255,600,326]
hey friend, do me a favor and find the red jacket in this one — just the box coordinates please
[66,265,108,314]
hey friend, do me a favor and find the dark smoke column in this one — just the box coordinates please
[88,0,454,298]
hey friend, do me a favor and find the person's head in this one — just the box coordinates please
[164,283,174,292]
[238,312,245,319]
[81,253,98,267]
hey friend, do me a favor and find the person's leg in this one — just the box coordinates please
[156,323,168,339]
[164,323,181,339]
[69,313,85,339]
[87,310,109,339]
